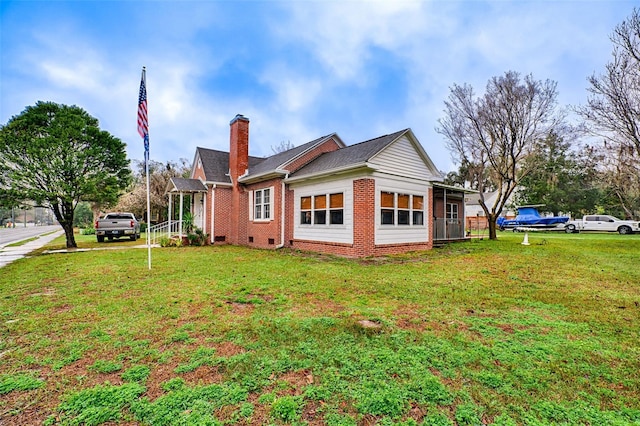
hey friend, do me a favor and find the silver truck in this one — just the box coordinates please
[564,215,640,234]
[95,212,141,242]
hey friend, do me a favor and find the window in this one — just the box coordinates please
[299,192,344,225]
[254,188,271,220]
[381,192,395,225]
[300,196,312,224]
[380,192,425,226]
[330,193,343,225]
[413,196,424,225]
[446,203,458,223]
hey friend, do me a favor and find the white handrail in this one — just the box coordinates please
[148,220,184,244]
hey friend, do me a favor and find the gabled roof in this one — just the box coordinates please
[166,177,208,193]
[241,133,343,181]
[288,129,408,179]
[194,147,263,184]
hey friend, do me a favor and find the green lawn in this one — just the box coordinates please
[1,232,639,425]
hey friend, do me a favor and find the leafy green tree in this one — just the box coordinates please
[516,133,601,218]
[73,202,94,228]
[0,101,131,247]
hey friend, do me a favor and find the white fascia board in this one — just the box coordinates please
[238,170,286,184]
[285,162,373,184]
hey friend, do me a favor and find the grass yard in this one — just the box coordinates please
[1,232,639,425]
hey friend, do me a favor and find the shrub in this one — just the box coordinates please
[80,227,96,235]
[186,228,209,246]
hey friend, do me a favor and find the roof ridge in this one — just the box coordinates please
[344,128,408,148]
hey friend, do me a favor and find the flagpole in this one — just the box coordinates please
[145,136,151,270]
[138,66,152,270]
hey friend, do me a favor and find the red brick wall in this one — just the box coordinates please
[213,187,232,243]
[244,178,282,249]
[353,178,375,257]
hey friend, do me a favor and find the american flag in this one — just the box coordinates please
[137,68,149,155]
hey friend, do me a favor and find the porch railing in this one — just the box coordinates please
[433,218,465,241]
[148,220,184,245]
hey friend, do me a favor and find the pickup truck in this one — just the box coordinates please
[564,215,640,234]
[95,212,141,242]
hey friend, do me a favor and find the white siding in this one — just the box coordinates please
[375,177,430,245]
[292,178,353,244]
[370,135,437,181]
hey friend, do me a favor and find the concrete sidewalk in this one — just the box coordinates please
[0,230,65,268]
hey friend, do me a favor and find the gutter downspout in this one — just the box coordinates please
[276,175,288,248]
[210,184,215,245]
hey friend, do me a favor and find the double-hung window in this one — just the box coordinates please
[380,191,424,226]
[253,188,271,220]
[300,192,344,225]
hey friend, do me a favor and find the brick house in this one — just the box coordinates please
[167,114,469,257]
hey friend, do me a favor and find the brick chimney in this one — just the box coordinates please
[229,114,249,184]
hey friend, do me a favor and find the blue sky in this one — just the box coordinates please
[0,1,636,172]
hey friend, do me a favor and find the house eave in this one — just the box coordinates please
[238,170,287,184]
[432,182,478,194]
[285,162,373,184]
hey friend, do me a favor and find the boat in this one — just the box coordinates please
[497,205,570,231]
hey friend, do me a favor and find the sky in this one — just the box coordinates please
[0,0,636,173]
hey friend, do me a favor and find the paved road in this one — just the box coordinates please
[0,225,63,248]
[0,225,65,268]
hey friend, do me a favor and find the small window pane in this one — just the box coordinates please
[398,194,409,209]
[381,192,394,208]
[330,210,343,225]
[381,209,394,225]
[301,211,311,224]
[264,204,270,219]
[330,193,343,208]
[314,210,327,224]
[315,195,326,209]
[255,191,262,205]
[263,189,270,203]
[255,206,261,219]
[301,196,311,210]
[413,211,424,225]
[413,196,423,210]
[398,210,410,225]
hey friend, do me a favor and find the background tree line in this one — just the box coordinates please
[439,8,640,238]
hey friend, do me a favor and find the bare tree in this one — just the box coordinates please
[577,8,640,158]
[271,140,295,154]
[598,143,640,219]
[113,159,191,223]
[437,71,565,239]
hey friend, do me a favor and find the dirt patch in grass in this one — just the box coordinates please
[214,341,245,358]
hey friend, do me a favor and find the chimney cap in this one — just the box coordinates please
[230,114,249,125]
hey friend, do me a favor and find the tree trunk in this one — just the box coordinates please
[487,214,498,240]
[51,203,77,248]
[61,222,77,248]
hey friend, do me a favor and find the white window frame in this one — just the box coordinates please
[446,202,459,223]
[380,191,425,227]
[250,187,274,222]
[299,192,344,226]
